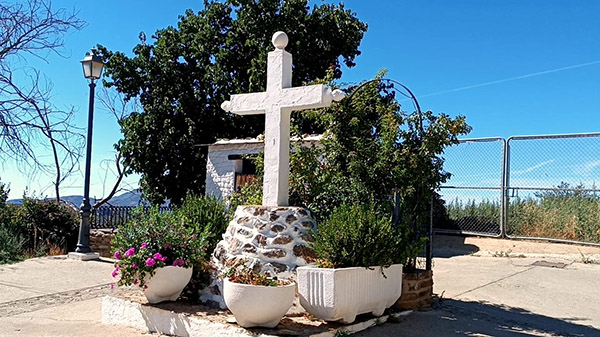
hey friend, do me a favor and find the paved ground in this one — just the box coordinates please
[1,236,599,337]
[0,256,147,336]
[359,256,600,337]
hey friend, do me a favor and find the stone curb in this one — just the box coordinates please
[101,295,412,337]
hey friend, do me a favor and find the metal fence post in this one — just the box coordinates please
[501,138,510,238]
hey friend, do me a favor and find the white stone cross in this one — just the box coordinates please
[221,31,344,206]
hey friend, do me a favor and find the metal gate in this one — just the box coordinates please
[435,138,505,237]
[505,133,600,245]
[434,133,600,246]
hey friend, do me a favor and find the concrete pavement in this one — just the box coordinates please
[357,236,600,337]
[0,256,148,337]
[1,237,599,336]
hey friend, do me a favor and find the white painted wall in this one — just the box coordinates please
[204,136,322,202]
[205,141,263,201]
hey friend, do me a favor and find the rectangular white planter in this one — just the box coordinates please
[297,264,403,324]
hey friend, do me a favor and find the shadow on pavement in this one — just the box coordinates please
[433,234,480,258]
[357,298,599,337]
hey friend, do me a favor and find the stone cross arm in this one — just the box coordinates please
[221,85,342,115]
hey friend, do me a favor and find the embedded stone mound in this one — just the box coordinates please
[201,205,317,307]
[214,205,317,276]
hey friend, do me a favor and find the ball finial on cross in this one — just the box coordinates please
[272,31,288,50]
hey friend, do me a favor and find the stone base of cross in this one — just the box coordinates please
[222,31,344,206]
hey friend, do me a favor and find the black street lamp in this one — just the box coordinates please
[74,51,104,255]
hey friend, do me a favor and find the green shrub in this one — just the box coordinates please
[0,180,24,264]
[312,202,410,268]
[0,226,25,264]
[176,195,230,253]
[16,198,79,254]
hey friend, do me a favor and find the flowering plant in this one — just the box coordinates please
[224,267,291,287]
[111,206,209,289]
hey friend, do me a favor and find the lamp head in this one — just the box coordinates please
[81,51,104,80]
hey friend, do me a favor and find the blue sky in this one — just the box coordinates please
[2,0,600,200]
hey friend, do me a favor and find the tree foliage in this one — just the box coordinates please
[289,73,471,268]
[0,0,85,200]
[289,72,472,222]
[97,0,367,205]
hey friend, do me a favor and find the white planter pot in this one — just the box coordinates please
[143,266,193,304]
[223,278,295,328]
[297,264,403,324]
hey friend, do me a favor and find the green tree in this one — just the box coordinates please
[97,0,367,205]
[289,72,472,222]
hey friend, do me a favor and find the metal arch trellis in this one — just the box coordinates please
[345,78,423,129]
[343,78,432,271]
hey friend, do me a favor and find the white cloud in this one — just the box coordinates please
[573,160,600,176]
[583,160,600,174]
[513,159,555,175]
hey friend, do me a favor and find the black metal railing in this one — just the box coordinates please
[90,205,172,230]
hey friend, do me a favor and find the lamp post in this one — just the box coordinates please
[74,51,104,256]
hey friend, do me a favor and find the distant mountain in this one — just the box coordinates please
[7,190,153,207]
[104,190,150,207]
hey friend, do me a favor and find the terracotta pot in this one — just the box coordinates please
[143,266,193,304]
[297,264,403,324]
[223,278,295,328]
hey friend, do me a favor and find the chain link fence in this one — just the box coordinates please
[434,133,600,246]
[506,134,600,244]
[435,138,505,237]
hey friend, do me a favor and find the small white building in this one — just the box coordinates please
[205,135,322,201]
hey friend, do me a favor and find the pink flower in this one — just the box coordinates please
[178,259,185,267]
[163,244,172,249]
[172,259,185,267]
[124,247,135,257]
[145,258,156,267]
[109,283,115,290]
[140,242,148,249]
[131,262,137,269]
[113,251,121,260]
[133,279,139,285]
[111,266,120,278]
[153,252,167,262]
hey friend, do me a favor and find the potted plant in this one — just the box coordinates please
[223,267,295,328]
[297,201,407,324]
[111,207,209,304]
